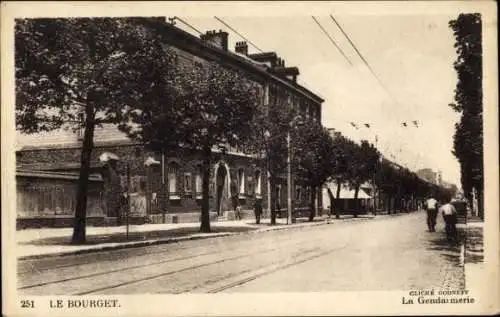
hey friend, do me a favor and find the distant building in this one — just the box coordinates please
[416,168,437,185]
[437,170,443,185]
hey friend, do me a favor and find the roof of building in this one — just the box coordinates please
[141,19,324,104]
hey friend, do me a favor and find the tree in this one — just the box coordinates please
[346,140,380,217]
[124,62,261,232]
[15,17,177,243]
[376,159,398,213]
[329,134,355,218]
[245,102,294,225]
[449,13,483,219]
[293,123,337,221]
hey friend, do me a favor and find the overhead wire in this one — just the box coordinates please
[328,14,427,171]
[311,16,353,66]
[329,14,402,107]
[214,16,264,53]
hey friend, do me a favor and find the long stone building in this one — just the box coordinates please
[16,19,325,227]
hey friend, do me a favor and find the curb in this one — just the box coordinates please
[19,221,329,261]
[18,213,393,261]
[18,232,238,261]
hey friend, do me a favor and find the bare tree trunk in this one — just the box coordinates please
[353,184,360,218]
[269,176,277,225]
[326,187,335,217]
[335,179,341,218]
[71,106,96,244]
[200,146,211,233]
[308,186,316,221]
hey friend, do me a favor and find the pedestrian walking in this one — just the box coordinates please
[440,198,458,242]
[425,196,439,232]
[253,197,263,224]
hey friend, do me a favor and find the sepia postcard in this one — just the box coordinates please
[2,1,498,316]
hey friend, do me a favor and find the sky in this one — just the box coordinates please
[176,14,462,186]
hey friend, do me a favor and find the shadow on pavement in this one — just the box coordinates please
[19,226,256,246]
[426,228,466,266]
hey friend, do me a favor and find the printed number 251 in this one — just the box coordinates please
[21,300,35,308]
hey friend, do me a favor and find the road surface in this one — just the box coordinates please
[18,211,464,294]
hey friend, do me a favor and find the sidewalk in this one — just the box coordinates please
[16,214,380,260]
[463,220,484,290]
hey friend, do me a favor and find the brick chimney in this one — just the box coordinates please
[235,41,248,55]
[277,58,285,67]
[200,29,229,51]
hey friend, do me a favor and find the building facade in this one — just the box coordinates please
[416,168,437,185]
[16,19,324,227]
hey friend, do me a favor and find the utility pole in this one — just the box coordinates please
[126,163,131,240]
[162,149,166,224]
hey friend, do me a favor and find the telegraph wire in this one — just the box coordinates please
[328,13,425,171]
[214,16,264,53]
[329,14,401,107]
[311,16,353,66]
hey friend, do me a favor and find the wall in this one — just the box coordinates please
[16,172,105,228]
[17,144,270,221]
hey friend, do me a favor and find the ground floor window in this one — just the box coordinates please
[255,170,262,196]
[238,168,245,196]
[296,186,302,202]
[167,162,180,199]
[184,173,192,195]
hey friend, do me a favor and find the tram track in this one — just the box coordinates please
[206,245,347,293]
[18,224,306,274]
[19,231,328,294]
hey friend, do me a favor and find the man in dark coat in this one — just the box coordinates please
[253,198,263,224]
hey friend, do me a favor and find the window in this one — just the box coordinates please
[263,85,269,106]
[167,162,179,199]
[255,170,262,196]
[184,173,192,194]
[276,185,282,210]
[238,169,245,195]
[195,166,202,194]
[295,186,302,201]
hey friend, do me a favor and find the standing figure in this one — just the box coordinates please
[231,194,242,220]
[425,196,439,232]
[253,197,263,224]
[440,199,458,242]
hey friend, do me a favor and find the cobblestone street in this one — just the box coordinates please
[18,211,465,294]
